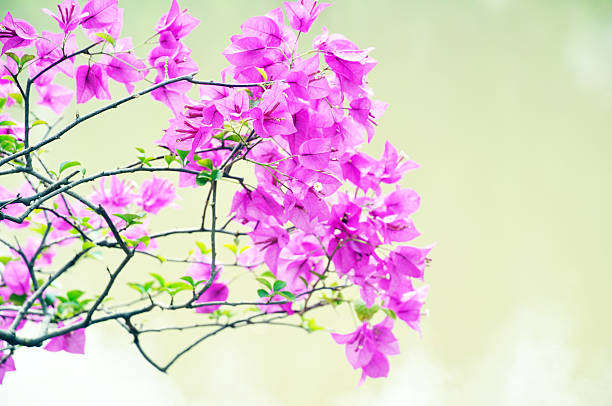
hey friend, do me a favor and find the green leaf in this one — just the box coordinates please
[150,273,166,287]
[306,317,324,332]
[67,289,84,302]
[113,213,144,227]
[9,294,27,306]
[298,276,309,288]
[31,119,48,128]
[20,54,35,66]
[137,236,150,247]
[382,308,397,320]
[44,292,57,307]
[95,32,116,47]
[135,147,145,154]
[255,67,268,82]
[224,134,242,143]
[59,161,81,175]
[180,276,195,287]
[279,291,295,301]
[260,271,276,279]
[272,280,286,292]
[8,93,22,105]
[224,243,237,254]
[195,241,211,254]
[354,300,380,322]
[164,155,176,166]
[196,158,213,169]
[127,282,146,295]
[166,282,191,290]
[81,241,96,250]
[176,149,189,163]
[210,168,222,181]
[0,120,17,126]
[195,171,210,186]
[257,289,269,298]
[255,277,272,291]
[309,270,326,280]
[0,256,14,265]
[5,52,20,66]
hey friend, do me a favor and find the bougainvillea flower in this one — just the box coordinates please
[332,317,400,384]
[214,89,249,120]
[151,85,187,117]
[42,0,85,33]
[249,223,290,273]
[44,321,86,354]
[156,0,199,48]
[222,36,283,67]
[0,12,37,55]
[13,237,56,267]
[298,137,331,170]
[88,175,135,213]
[36,83,74,114]
[240,16,283,47]
[122,224,158,252]
[138,176,177,214]
[104,38,148,93]
[75,63,111,103]
[80,0,119,30]
[380,141,419,184]
[185,253,224,283]
[2,261,30,296]
[34,32,78,80]
[349,97,387,142]
[389,285,429,333]
[0,183,35,229]
[249,82,297,137]
[0,355,16,384]
[283,0,330,33]
[388,244,433,280]
[194,283,229,314]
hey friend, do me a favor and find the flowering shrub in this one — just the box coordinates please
[0,0,432,385]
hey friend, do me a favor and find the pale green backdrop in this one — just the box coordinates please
[1,0,611,404]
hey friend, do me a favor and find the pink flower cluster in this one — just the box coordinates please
[155,0,433,381]
[0,0,432,385]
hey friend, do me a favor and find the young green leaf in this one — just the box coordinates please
[96,32,116,47]
[31,119,48,128]
[272,280,287,292]
[164,155,176,166]
[176,149,189,163]
[4,52,20,67]
[81,241,96,250]
[20,54,35,66]
[113,213,144,227]
[260,271,276,279]
[255,277,272,291]
[59,161,81,175]
[354,300,380,322]
[66,290,85,302]
[196,158,213,169]
[279,291,295,301]
[180,276,195,287]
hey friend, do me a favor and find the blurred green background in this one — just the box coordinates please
[2,0,612,404]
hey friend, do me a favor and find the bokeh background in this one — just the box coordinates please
[2,0,612,404]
